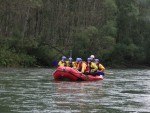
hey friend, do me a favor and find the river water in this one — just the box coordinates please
[0,68,150,113]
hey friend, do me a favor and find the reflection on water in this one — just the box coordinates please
[0,68,150,113]
[51,81,105,113]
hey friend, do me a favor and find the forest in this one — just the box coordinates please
[0,0,150,67]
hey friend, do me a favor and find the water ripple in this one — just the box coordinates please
[0,68,150,113]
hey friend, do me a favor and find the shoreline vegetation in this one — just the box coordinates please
[0,0,150,68]
[0,60,149,69]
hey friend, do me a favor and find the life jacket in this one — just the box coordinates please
[85,62,91,72]
[77,62,86,72]
[64,61,67,66]
[59,60,67,67]
[90,62,98,72]
[77,62,82,71]
[96,63,105,72]
[68,62,73,67]
[72,62,77,68]
[96,63,100,70]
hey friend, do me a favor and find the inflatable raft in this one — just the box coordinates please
[53,67,104,81]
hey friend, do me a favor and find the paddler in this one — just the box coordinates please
[58,56,67,67]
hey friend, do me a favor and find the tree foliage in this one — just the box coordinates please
[0,0,149,67]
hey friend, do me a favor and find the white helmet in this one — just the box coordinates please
[90,55,95,59]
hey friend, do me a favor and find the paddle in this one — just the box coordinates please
[96,71,114,76]
[105,72,114,75]
[95,72,105,76]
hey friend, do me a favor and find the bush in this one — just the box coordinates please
[0,48,36,67]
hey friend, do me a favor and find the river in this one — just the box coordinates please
[0,68,150,113]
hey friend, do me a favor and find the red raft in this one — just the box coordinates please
[53,67,104,81]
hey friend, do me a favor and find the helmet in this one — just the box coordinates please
[76,58,80,62]
[79,58,82,61]
[95,59,99,62]
[87,58,91,61]
[76,58,82,62]
[90,55,95,59]
[68,57,73,61]
[62,56,66,60]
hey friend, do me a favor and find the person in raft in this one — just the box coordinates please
[90,55,95,62]
[58,56,67,67]
[86,57,98,76]
[95,59,105,76]
[66,57,76,68]
[76,58,87,73]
